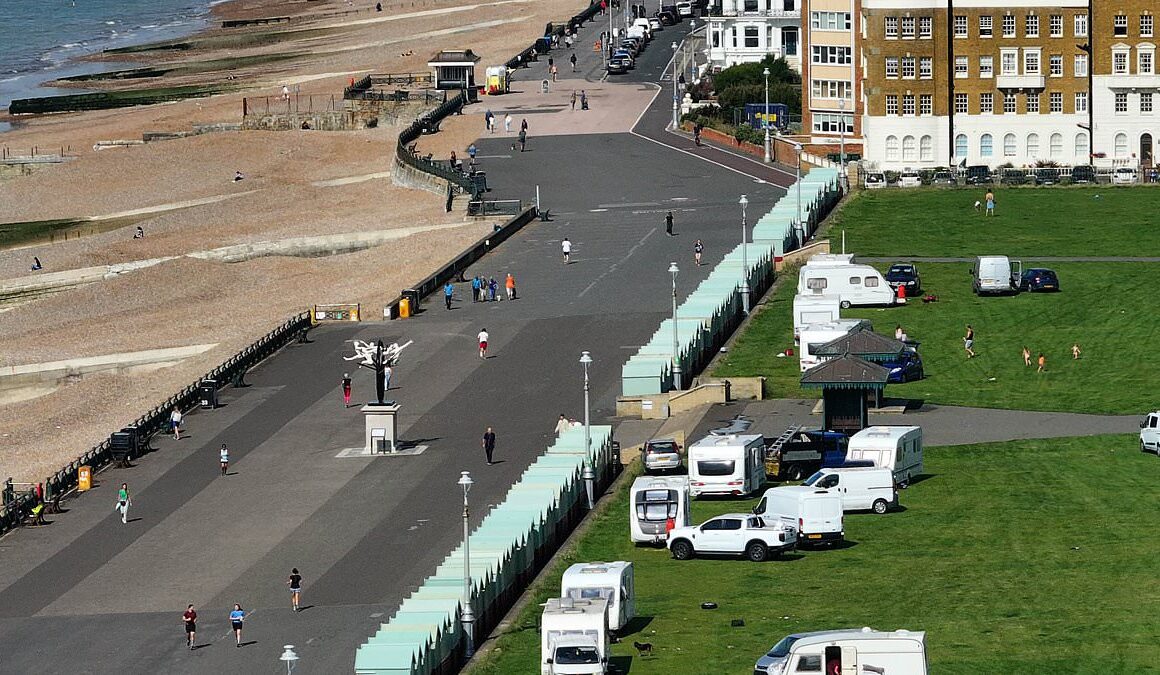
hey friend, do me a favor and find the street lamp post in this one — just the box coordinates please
[739,195,750,313]
[688,21,696,83]
[671,42,680,129]
[794,143,804,246]
[668,262,681,391]
[279,645,299,675]
[580,351,595,509]
[838,98,847,189]
[607,1,614,63]
[458,471,476,659]
[763,67,771,163]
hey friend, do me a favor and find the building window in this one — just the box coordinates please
[902,94,916,115]
[782,27,798,55]
[731,26,737,48]
[1050,55,1063,76]
[902,56,916,78]
[886,135,899,160]
[955,93,969,113]
[980,15,993,38]
[1050,91,1063,113]
[1003,93,1017,113]
[812,113,852,133]
[744,0,759,11]
[901,16,915,38]
[1026,15,1039,38]
[812,45,850,64]
[920,57,933,78]
[1075,132,1089,157]
[955,134,968,157]
[1001,50,1018,75]
[1143,15,1155,38]
[1143,92,1154,113]
[920,135,933,161]
[1003,133,1017,156]
[1049,14,1062,37]
[1115,132,1129,156]
[1024,49,1041,74]
[812,80,853,99]
[1074,14,1087,38]
[1027,133,1040,158]
[1141,49,1155,75]
[980,56,994,78]
[954,15,968,37]
[1075,91,1088,113]
[886,94,899,115]
[920,17,932,38]
[1002,14,1016,38]
[886,57,899,78]
[955,56,969,77]
[811,12,852,30]
[1113,50,1129,74]
[1027,93,1039,113]
[981,133,994,157]
[744,26,760,48]
[1114,14,1128,37]
[1115,92,1129,113]
[920,94,933,115]
[902,135,916,160]
[885,16,898,38]
[1050,133,1063,157]
[1075,54,1088,76]
[980,92,994,113]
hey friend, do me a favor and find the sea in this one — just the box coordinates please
[0,0,223,127]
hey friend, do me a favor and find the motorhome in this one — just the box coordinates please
[753,627,928,675]
[792,295,841,342]
[541,597,609,675]
[803,467,897,514]
[754,485,844,545]
[629,475,691,544]
[687,433,766,498]
[798,263,896,308]
[972,255,1021,296]
[847,426,924,486]
[798,319,871,372]
[560,562,635,632]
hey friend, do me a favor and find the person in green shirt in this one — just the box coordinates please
[116,483,131,524]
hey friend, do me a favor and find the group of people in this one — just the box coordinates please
[468,273,517,303]
[1021,344,1081,373]
[180,569,302,650]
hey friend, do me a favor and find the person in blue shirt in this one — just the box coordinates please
[443,281,454,310]
[471,275,481,302]
[229,604,245,647]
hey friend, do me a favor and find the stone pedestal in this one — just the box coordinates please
[362,402,400,454]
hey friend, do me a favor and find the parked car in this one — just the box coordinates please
[648,16,663,30]
[1019,267,1060,292]
[657,10,679,24]
[882,345,924,383]
[864,172,887,189]
[1033,168,1060,185]
[965,165,992,185]
[667,513,797,562]
[1001,169,1027,185]
[643,437,682,473]
[898,171,921,187]
[606,58,630,74]
[676,1,694,16]
[1070,165,1096,183]
[884,263,921,294]
[1112,167,1138,184]
[611,50,635,67]
[931,170,956,186]
[1141,411,1160,453]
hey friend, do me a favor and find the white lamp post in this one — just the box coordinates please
[671,42,680,129]
[458,471,475,658]
[689,21,697,83]
[668,262,681,391]
[580,351,595,509]
[838,98,847,189]
[279,645,299,675]
[763,67,771,163]
[739,195,750,313]
[794,143,804,246]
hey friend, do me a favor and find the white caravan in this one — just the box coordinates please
[560,561,635,632]
[687,433,766,498]
[803,467,897,514]
[972,255,1021,295]
[792,295,841,342]
[798,319,871,372]
[753,485,844,545]
[753,627,928,675]
[629,476,691,544]
[541,597,610,675]
[847,425,924,486]
[799,263,896,308]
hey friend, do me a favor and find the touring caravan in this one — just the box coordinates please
[754,485,844,545]
[753,627,928,675]
[541,597,609,675]
[799,263,896,308]
[972,255,1021,295]
[792,295,841,342]
[799,319,871,372]
[560,561,635,632]
[629,476,691,544]
[847,426,924,486]
[687,434,766,498]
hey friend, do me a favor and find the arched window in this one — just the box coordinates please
[1003,133,1017,156]
[902,135,917,161]
[1115,132,1129,156]
[955,134,968,158]
[981,133,994,157]
[885,135,899,161]
[1075,132,1089,157]
[1050,133,1063,157]
[1026,133,1040,158]
[920,135,934,161]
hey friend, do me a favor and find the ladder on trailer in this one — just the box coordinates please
[765,424,804,459]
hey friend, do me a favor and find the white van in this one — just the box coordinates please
[799,319,871,372]
[687,433,766,498]
[631,18,652,38]
[754,627,928,675]
[560,561,635,632]
[802,467,897,514]
[799,263,896,308]
[972,255,1021,295]
[792,295,841,342]
[847,425,924,486]
[629,476,691,544]
[1141,411,1160,453]
[754,485,844,545]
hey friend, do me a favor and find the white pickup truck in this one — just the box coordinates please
[667,513,797,562]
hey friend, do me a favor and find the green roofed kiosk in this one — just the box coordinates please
[800,352,889,436]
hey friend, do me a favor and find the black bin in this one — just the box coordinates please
[402,289,421,314]
[536,36,552,53]
[199,379,218,409]
[468,171,487,194]
[110,431,135,465]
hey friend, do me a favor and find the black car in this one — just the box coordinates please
[884,263,921,294]
[966,165,993,185]
[656,9,679,24]
[883,345,924,383]
[1019,268,1060,292]
[931,171,956,186]
[1033,168,1060,185]
[1071,165,1096,183]
[1001,169,1027,185]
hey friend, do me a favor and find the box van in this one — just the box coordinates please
[754,485,844,545]
[799,319,871,372]
[972,255,1021,296]
[560,561,635,632]
[802,467,897,514]
[629,475,691,544]
[687,434,766,497]
[792,294,841,341]
[754,627,927,675]
[847,425,923,486]
[541,597,609,675]
[1141,411,1160,453]
[799,263,896,309]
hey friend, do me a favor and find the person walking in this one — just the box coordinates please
[520,118,528,133]
[482,427,497,465]
[219,444,230,476]
[471,275,481,302]
[963,325,976,358]
[478,328,489,359]
[985,190,995,217]
[570,52,577,72]
[580,90,588,110]
[383,364,393,391]
[467,143,478,166]
[665,211,674,236]
[1022,346,1032,367]
[488,276,498,302]
[517,128,527,152]
[561,237,572,263]
[484,109,494,133]
[342,373,352,407]
[288,568,303,612]
[554,414,570,435]
[229,604,246,647]
[183,604,197,649]
[505,273,516,300]
[444,280,454,310]
[116,482,131,524]
[1072,343,1082,359]
[170,407,183,440]
[570,90,577,111]
[504,113,512,133]
[694,239,704,266]
[1037,352,1046,373]
[550,63,558,81]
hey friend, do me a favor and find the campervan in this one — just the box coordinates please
[687,433,766,497]
[541,597,609,675]
[560,561,635,632]
[754,485,844,545]
[629,475,691,544]
[753,627,928,675]
[799,263,896,308]
[803,467,897,514]
[798,319,871,372]
[972,255,1021,295]
[792,295,841,342]
[847,425,924,486]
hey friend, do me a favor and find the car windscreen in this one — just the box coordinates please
[646,442,678,454]
[766,635,800,657]
[555,646,600,664]
[802,471,824,486]
[696,460,735,476]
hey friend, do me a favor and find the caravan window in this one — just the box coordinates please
[865,276,880,287]
[848,276,861,285]
[569,586,613,601]
[637,502,677,521]
[806,278,828,290]
[794,654,822,671]
[697,460,735,476]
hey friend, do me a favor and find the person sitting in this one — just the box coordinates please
[133,226,144,239]
[31,256,42,271]
[234,170,245,182]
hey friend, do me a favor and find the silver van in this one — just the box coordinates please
[971,255,1021,295]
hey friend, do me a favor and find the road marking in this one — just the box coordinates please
[596,202,661,208]
[476,154,513,159]
[589,208,609,212]
[578,227,657,298]
[670,197,691,201]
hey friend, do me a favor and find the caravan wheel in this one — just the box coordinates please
[839,300,851,309]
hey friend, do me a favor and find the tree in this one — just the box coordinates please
[711,55,800,93]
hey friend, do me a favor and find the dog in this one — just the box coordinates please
[633,641,653,657]
[921,294,939,304]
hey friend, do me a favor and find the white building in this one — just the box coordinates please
[707,0,801,71]
[1092,41,1159,167]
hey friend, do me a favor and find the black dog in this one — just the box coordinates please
[633,641,653,657]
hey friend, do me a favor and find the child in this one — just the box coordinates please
[1037,353,1046,373]
[1022,346,1031,367]
[1071,343,1082,360]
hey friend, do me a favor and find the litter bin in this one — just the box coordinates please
[199,379,218,409]
[78,466,92,492]
[399,297,411,318]
[402,289,421,314]
[110,431,134,466]
[468,171,487,195]
[536,36,552,53]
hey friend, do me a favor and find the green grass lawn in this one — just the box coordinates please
[715,262,1160,414]
[472,435,1160,674]
[830,186,1160,258]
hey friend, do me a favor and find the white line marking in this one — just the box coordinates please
[578,227,657,298]
[589,208,609,212]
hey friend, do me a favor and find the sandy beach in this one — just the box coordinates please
[0,0,587,483]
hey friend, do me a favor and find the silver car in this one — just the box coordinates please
[643,438,682,473]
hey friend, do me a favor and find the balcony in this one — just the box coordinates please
[1103,73,1160,91]
[995,74,1045,90]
